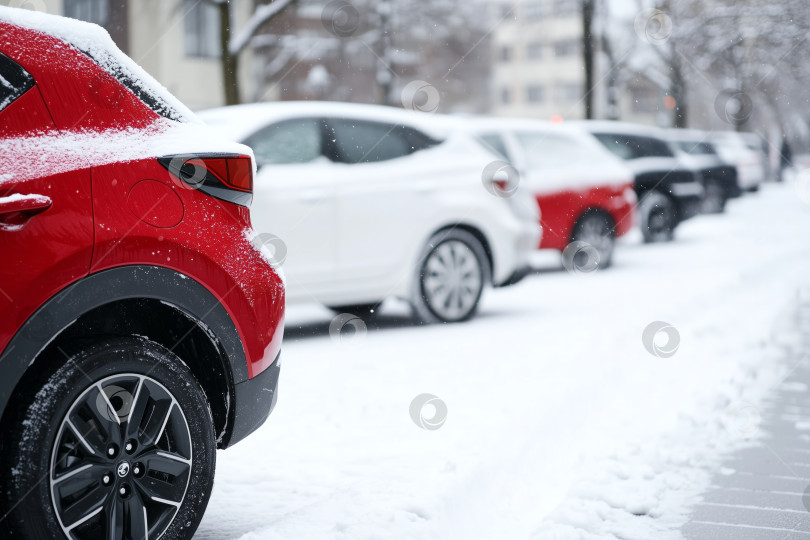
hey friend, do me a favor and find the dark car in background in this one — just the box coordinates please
[578,121,704,243]
[666,129,741,214]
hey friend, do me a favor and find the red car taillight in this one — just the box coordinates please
[158,154,254,207]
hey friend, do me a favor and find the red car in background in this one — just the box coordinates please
[0,8,284,539]
[472,119,636,268]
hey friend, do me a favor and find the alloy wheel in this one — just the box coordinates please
[422,239,483,321]
[49,373,192,540]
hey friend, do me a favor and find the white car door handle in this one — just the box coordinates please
[297,189,327,203]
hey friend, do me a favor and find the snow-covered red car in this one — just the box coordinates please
[0,8,284,539]
[470,119,636,268]
[199,102,540,323]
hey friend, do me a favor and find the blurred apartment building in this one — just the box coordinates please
[9,0,662,121]
[13,0,490,113]
[255,1,491,113]
[491,0,663,125]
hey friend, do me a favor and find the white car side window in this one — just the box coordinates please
[327,119,412,164]
[245,119,322,166]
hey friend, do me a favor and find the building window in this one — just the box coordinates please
[553,39,579,57]
[526,42,543,60]
[524,2,543,21]
[501,87,512,105]
[526,85,545,103]
[64,0,109,26]
[184,0,221,59]
[555,82,581,102]
[499,46,512,62]
[552,0,578,16]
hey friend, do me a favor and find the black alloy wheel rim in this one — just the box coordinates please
[49,373,192,539]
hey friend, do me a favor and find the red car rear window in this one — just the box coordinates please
[0,52,34,112]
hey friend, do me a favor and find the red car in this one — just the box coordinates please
[0,8,284,539]
[473,119,636,268]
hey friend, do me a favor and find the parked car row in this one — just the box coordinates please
[0,7,770,539]
[201,105,765,321]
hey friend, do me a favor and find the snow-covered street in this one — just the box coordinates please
[197,181,810,540]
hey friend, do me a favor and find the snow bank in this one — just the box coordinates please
[197,183,810,540]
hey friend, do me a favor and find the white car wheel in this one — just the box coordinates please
[412,229,489,324]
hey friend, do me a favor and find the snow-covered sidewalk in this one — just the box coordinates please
[682,299,810,539]
[196,181,810,540]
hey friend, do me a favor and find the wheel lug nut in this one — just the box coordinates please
[133,463,144,478]
[119,487,125,495]
[106,443,119,458]
[124,439,137,454]
[102,474,111,485]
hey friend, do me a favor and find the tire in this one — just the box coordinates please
[411,228,489,324]
[701,178,727,214]
[638,191,676,243]
[570,210,615,269]
[327,303,381,317]
[1,336,215,540]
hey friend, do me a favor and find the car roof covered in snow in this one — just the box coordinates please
[0,5,198,124]
[198,101,456,142]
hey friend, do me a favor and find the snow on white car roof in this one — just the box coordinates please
[198,101,454,142]
[0,6,197,124]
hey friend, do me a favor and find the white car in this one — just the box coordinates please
[199,102,540,323]
[709,131,766,192]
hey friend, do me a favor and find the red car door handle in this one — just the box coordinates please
[0,194,53,228]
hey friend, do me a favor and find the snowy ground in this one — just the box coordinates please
[196,180,810,540]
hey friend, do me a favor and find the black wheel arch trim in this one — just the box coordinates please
[0,265,249,444]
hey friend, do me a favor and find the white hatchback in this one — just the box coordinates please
[199,102,540,323]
